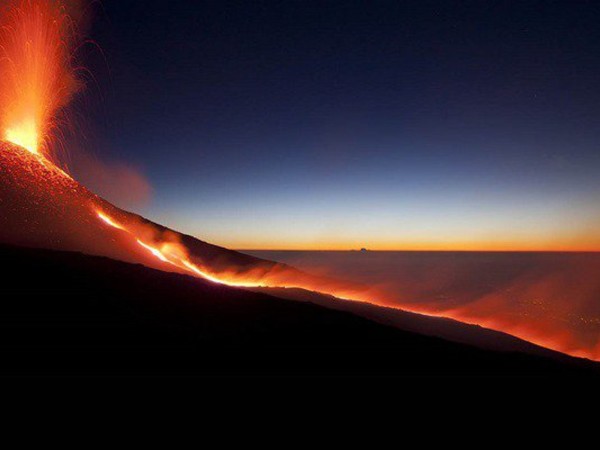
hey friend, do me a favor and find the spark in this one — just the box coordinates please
[0,0,82,161]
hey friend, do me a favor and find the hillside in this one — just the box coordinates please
[1,140,597,367]
[0,244,596,377]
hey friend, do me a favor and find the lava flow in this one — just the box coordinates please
[97,210,254,286]
[95,208,366,291]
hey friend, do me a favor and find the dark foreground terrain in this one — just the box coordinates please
[248,250,600,361]
[0,245,597,377]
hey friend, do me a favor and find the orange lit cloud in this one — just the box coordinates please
[71,153,152,209]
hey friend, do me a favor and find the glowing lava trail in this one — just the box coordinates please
[97,210,264,288]
[0,0,81,160]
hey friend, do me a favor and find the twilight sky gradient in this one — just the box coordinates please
[84,1,600,250]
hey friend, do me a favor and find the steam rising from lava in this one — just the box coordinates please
[0,0,82,159]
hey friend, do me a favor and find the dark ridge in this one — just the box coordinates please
[0,244,597,377]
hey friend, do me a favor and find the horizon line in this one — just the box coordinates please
[237,248,600,253]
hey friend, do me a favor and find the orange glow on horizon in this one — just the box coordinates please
[187,223,600,253]
[229,239,600,253]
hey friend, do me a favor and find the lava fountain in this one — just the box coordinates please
[0,0,82,160]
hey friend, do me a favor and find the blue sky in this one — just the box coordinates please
[81,1,600,249]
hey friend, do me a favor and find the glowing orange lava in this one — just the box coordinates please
[97,211,126,231]
[97,209,267,288]
[0,0,81,159]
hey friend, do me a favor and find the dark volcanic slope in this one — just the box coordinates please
[2,141,598,360]
[252,286,589,364]
[0,245,597,377]
[0,141,282,273]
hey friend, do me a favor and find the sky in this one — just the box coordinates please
[80,1,600,250]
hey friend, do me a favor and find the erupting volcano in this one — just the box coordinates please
[0,0,599,377]
[0,0,315,291]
